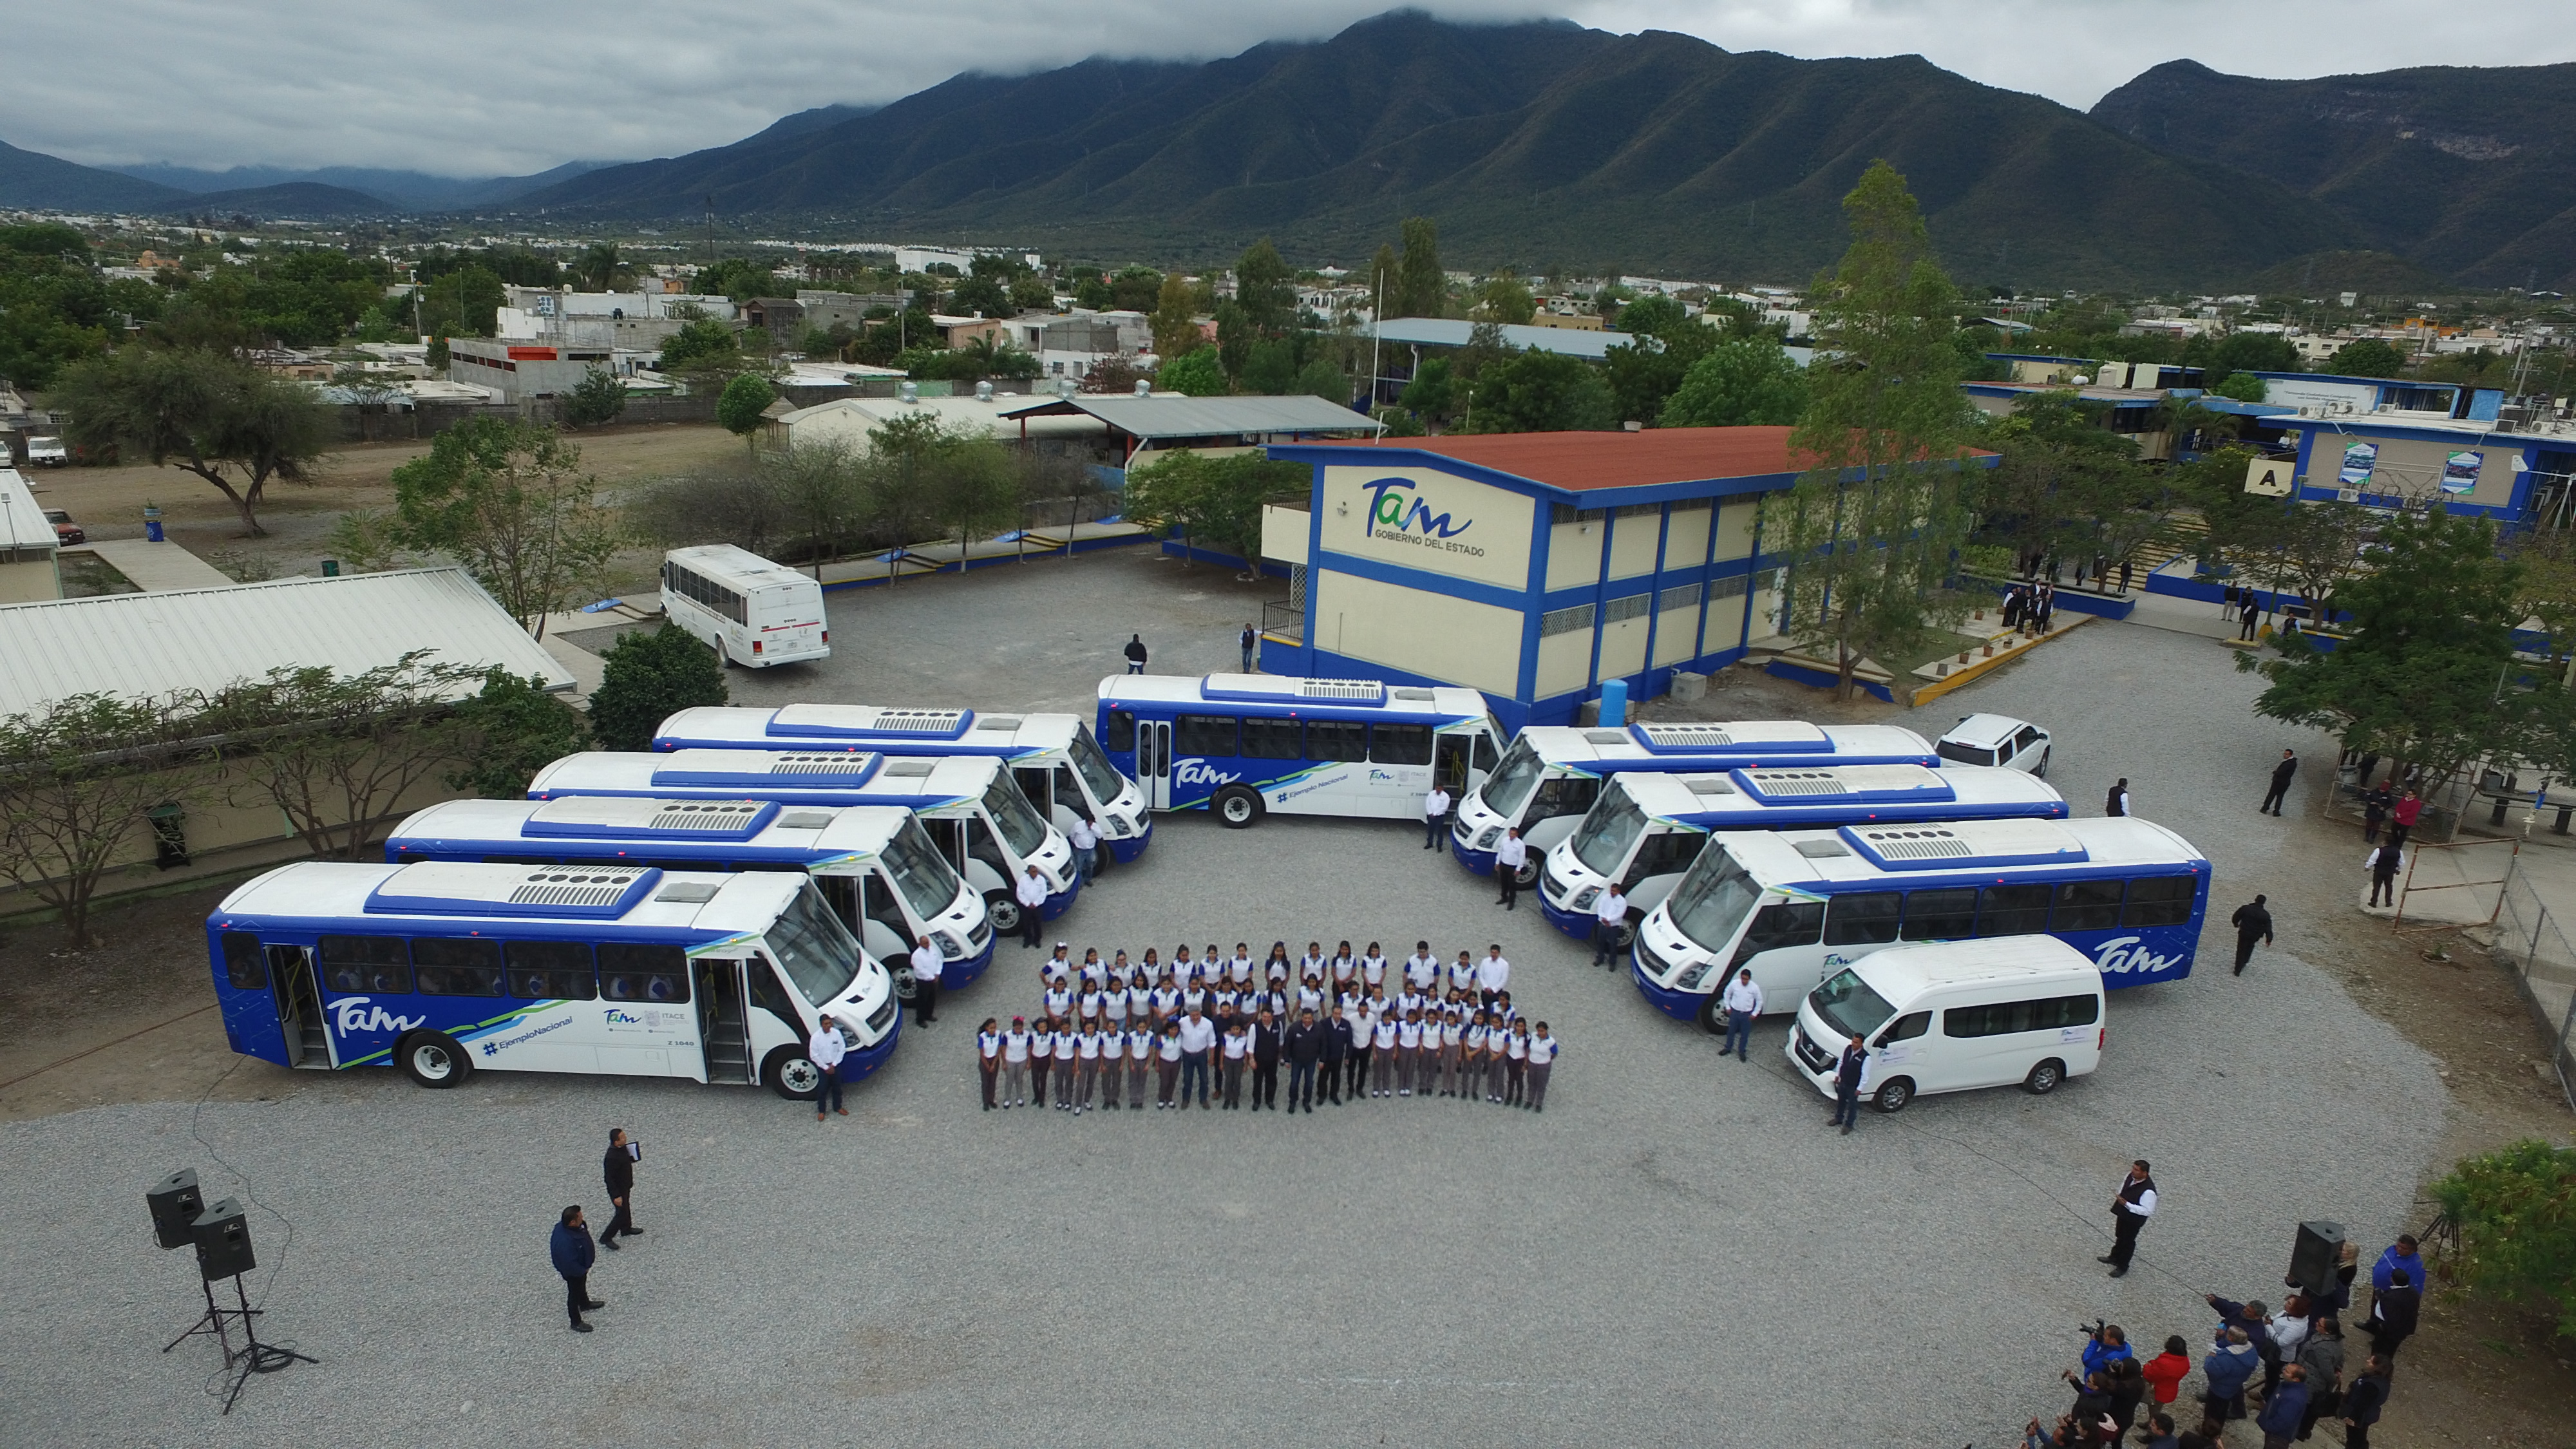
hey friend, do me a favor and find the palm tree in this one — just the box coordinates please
[578,242,630,294]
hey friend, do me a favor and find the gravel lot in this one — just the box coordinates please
[0,585,2449,1447]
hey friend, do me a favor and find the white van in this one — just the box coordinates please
[660,544,829,668]
[1785,934,2104,1113]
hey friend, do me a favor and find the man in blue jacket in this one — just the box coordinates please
[2254,1363,2308,1448]
[551,1206,602,1332]
[2371,1235,2429,1297]
[2199,1327,2258,1425]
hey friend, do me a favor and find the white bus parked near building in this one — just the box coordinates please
[659,544,829,668]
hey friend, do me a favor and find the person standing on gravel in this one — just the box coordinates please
[599,1129,639,1251]
[1423,782,1452,852]
[2262,749,2298,816]
[1830,1034,1868,1134]
[2366,843,2404,909]
[552,1206,601,1333]
[1238,623,1257,672]
[2106,779,2131,817]
[1122,634,1148,674]
[2230,896,2273,976]
[2102,1159,2156,1278]
[1493,828,1528,907]
[2362,782,2393,843]
[2388,789,2423,849]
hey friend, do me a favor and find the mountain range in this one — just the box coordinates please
[2,14,2569,291]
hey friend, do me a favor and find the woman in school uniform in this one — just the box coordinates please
[1225,946,1254,987]
[1394,1010,1425,1097]
[1027,1018,1054,1108]
[1079,949,1106,990]
[1462,1015,1490,1104]
[1108,950,1133,991]
[977,1018,1003,1110]
[1504,1019,1529,1105]
[1361,943,1388,993]
[1370,1012,1398,1097]
[1331,942,1357,991]
[1264,942,1292,987]
[1150,978,1181,1021]
[1437,1007,1466,1097]
[1404,942,1439,994]
[1076,983,1103,1028]
[1097,1019,1126,1110]
[1051,1019,1080,1110]
[1072,1023,1103,1115]
[1101,979,1129,1030]
[1300,942,1328,983]
[1138,947,1163,985]
[1127,1021,1156,1110]
[1296,977,1325,1019]
[1524,1022,1558,1112]
[1219,1020,1250,1110]
[1001,1016,1032,1108]
[1181,979,1209,1018]
[1170,945,1196,985]
[1447,950,1478,999]
[1155,1021,1184,1108]
[1041,980,1072,1024]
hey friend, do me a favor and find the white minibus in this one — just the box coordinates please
[661,544,829,667]
[1786,934,2105,1113]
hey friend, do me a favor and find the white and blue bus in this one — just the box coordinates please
[526,751,1079,933]
[1629,817,2208,1032]
[1452,721,1942,878]
[207,860,898,1097]
[1095,674,1505,828]
[652,704,1151,863]
[1537,765,2070,944]
[386,797,994,998]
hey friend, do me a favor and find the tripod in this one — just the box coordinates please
[164,1273,317,1414]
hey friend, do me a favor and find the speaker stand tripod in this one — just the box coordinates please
[164,1274,317,1414]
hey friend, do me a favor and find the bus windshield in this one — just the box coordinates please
[982,774,1050,858]
[883,817,964,919]
[1067,727,1128,808]
[1570,782,1649,878]
[1809,968,1897,1041]
[766,883,865,1006]
[1667,846,1765,954]
[1479,737,1547,821]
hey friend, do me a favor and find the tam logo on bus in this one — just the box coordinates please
[330,998,425,1036]
[2091,936,2182,977]
[1175,759,1241,788]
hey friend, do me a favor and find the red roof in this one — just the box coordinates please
[1290,426,1993,492]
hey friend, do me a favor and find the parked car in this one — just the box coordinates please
[43,508,82,545]
[24,435,68,466]
[1935,712,2050,775]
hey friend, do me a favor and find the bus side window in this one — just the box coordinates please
[1105,710,1135,752]
[815,873,861,933]
[1372,723,1432,766]
[1878,1010,1931,1045]
[318,934,410,995]
[1473,732,1500,773]
[1531,775,1598,820]
[412,938,505,996]
[860,873,912,938]
[2121,876,2195,928]
[1627,830,1702,886]
[597,943,690,1004]
[506,940,596,1001]
[2051,879,2124,933]
[925,819,966,871]
[1241,718,1301,759]
[221,932,269,989]
[1975,884,2052,936]
[1900,888,1977,940]
[1053,765,1092,820]
[1306,720,1367,762]
[1729,902,1824,963]
[1014,766,1054,813]
[1176,714,1239,757]
[965,817,1010,876]
[1821,891,1902,946]
[745,954,802,1036]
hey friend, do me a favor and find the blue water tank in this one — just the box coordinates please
[1598,679,1628,726]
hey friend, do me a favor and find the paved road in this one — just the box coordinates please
[0,596,2445,1446]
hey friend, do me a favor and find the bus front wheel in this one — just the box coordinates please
[1214,786,1264,829]
[2024,1059,2065,1095]
[1872,1077,1915,1113]
[889,963,918,1002]
[397,1031,471,1088]
[764,1045,823,1099]
[1694,992,1728,1037]
[985,893,1023,935]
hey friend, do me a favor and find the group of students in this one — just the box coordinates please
[2028,1236,2423,1449]
[971,938,1562,1114]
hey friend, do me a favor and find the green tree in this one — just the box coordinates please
[1150,273,1202,361]
[57,346,332,536]
[389,417,620,635]
[2432,1139,2576,1338]
[766,437,865,576]
[1398,356,1457,427]
[205,653,484,860]
[1008,275,1054,312]
[949,273,1010,319]
[1463,350,1617,433]
[1602,295,1718,424]
[927,433,1023,567]
[1291,357,1351,404]
[1396,216,1446,320]
[0,692,213,947]
[2327,337,2410,378]
[658,313,741,374]
[1658,336,1810,428]
[2209,371,2269,403]
[1238,336,1298,395]
[561,368,629,428]
[2211,330,2300,376]
[1122,450,1306,567]
[446,669,590,799]
[856,412,954,565]
[692,258,779,301]
[2241,505,2524,788]
[420,263,504,342]
[1766,159,1978,701]
[1157,347,1227,397]
[1367,243,1400,315]
[574,242,632,294]
[1475,273,1537,325]
[589,626,728,751]
[717,373,776,451]
[1234,239,1295,332]
[1108,265,1164,314]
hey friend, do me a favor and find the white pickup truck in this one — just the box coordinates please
[24,435,68,466]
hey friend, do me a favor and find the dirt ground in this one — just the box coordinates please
[21,420,742,593]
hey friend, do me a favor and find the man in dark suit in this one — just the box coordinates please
[2367,1269,2420,1366]
[551,1206,601,1332]
[598,1128,639,1250]
[1285,1010,1326,1114]
[2230,896,2273,976]
[1248,1008,1283,1112]
[1830,1034,1868,1135]
[2262,749,2298,815]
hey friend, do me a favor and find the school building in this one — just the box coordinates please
[1255,428,1827,730]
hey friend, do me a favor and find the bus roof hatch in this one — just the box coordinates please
[1631,721,1830,755]
[366,862,664,918]
[523,796,780,841]
[1837,820,2088,871]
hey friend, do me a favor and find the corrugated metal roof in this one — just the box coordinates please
[0,566,574,717]
[1368,318,1634,361]
[0,467,53,551]
[996,393,1383,440]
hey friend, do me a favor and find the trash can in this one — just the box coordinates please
[1599,679,1628,726]
[143,504,164,544]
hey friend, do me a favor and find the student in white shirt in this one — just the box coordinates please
[1097,1021,1126,1110]
[1150,982,1180,1019]
[1331,942,1357,989]
[1126,1024,1156,1109]
[1463,1018,1490,1103]
[1296,980,1323,1016]
[1171,945,1196,985]
[1524,1022,1560,1112]
[1219,1021,1251,1110]
[1719,968,1763,1063]
[1226,948,1254,987]
[1592,887,1629,968]
[1139,948,1163,984]
[1438,1009,1467,1097]
[1079,948,1104,989]
[977,1018,1004,1110]
[1077,986,1103,1026]
[1405,942,1439,993]
[1042,983,1072,1021]
[1072,1025,1103,1115]
[1001,1017,1032,1107]
[1154,1022,1184,1108]
[1394,1011,1425,1097]
[1262,942,1291,987]
[1043,943,1072,984]
[1451,950,1478,998]
[1103,983,1128,1027]
[1504,1020,1530,1106]
[1369,1013,1399,1097]
[1108,950,1133,989]
[1027,1019,1054,1108]
[1300,942,1327,982]
[1361,943,1388,990]
[1050,1023,1079,1110]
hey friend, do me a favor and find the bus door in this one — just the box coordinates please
[231,935,332,1068]
[694,957,753,1085]
[1137,719,1172,810]
[856,873,917,996]
[1435,734,1473,795]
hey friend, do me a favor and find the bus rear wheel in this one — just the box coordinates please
[764,1045,823,1099]
[397,1031,471,1088]
[1214,786,1263,828]
[985,893,1023,936]
[2024,1059,2065,1095]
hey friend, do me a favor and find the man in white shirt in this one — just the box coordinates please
[1475,946,1510,1007]
[1493,828,1528,909]
[808,1016,849,1121]
[1424,784,1452,852]
[1175,1007,1218,1110]
[909,935,942,1027]
[1591,886,1629,967]
[1013,864,1048,948]
[1523,1021,1559,1112]
[1068,815,1100,884]
[1719,967,1762,1061]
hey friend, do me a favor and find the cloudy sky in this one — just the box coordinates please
[10,0,2567,178]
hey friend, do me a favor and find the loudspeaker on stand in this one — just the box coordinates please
[147,1169,204,1251]
[192,1198,258,1282]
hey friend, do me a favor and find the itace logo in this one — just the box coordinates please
[1360,477,1472,542]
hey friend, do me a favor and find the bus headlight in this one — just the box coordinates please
[1473,828,1501,850]
[1673,960,1716,991]
[1571,887,1598,912]
[938,934,964,960]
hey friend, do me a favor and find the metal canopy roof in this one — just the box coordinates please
[997,393,1383,440]
[0,566,573,717]
[1367,317,1634,361]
